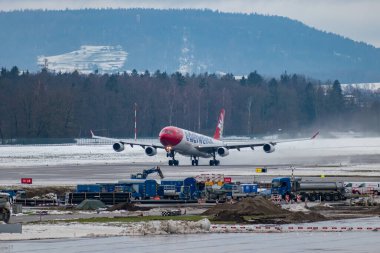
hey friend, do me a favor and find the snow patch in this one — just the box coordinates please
[0,219,211,240]
[37,45,127,74]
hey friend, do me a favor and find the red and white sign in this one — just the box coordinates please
[21,178,33,184]
[224,177,232,183]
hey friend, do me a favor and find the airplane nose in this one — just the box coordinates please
[159,128,183,147]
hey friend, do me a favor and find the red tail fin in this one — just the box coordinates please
[213,109,225,140]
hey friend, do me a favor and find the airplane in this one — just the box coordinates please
[90,109,319,166]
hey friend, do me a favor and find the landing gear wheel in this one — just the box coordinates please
[210,160,220,166]
[209,151,220,166]
[191,157,199,166]
[169,160,173,166]
[173,160,179,166]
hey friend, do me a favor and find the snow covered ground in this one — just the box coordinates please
[2,216,380,241]
[0,137,380,186]
[1,137,380,167]
[0,219,211,240]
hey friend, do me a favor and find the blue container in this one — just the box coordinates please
[241,184,258,193]
[98,183,117,193]
[160,177,198,199]
[144,180,158,198]
[76,184,101,192]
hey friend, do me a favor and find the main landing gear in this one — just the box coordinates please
[167,150,179,166]
[209,152,220,166]
[191,156,199,166]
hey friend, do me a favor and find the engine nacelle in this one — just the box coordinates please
[113,142,125,152]
[217,147,229,157]
[263,143,275,153]
[145,146,157,156]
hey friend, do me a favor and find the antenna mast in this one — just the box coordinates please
[134,103,137,141]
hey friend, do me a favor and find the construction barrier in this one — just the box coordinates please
[209,224,380,233]
[271,194,282,204]
[195,174,225,184]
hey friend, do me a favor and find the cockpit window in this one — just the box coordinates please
[164,129,173,134]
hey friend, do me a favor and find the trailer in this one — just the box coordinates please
[65,192,131,205]
[271,177,346,202]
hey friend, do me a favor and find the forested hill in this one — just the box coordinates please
[0,68,379,139]
[1,9,380,83]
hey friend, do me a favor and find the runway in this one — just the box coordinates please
[1,137,380,185]
[1,163,380,186]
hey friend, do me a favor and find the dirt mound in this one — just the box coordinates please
[204,196,327,224]
[107,202,151,211]
[285,211,326,223]
[204,196,285,216]
[212,210,246,223]
[204,196,287,216]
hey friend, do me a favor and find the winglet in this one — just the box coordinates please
[311,131,320,139]
[90,130,95,138]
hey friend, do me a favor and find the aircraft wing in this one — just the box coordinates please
[90,130,165,149]
[195,131,319,152]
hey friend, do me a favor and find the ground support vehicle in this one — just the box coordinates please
[271,177,346,202]
[157,177,200,200]
[130,166,164,179]
[205,183,258,201]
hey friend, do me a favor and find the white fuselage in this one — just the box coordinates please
[173,128,223,158]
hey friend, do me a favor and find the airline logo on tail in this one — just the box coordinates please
[213,108,225,140]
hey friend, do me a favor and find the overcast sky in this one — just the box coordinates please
[1,0,379,48]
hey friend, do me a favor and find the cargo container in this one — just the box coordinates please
[158,177,199,200]
[118,179,158,199]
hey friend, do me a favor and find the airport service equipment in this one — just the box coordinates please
[130,166,164,179]
[0,193,11,223]
[206,183,259,201]
[351,182,380,195]
[271,177,346,202]
[118,179,158,199]
[158,177,199,200]
[65,192,131,205]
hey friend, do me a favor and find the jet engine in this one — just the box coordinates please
[217,147,229,157]
[145,146,157,156]
[113,142,125,152]
[263,143,275,153]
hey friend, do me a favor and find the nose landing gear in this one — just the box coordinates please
[167,150,179,166]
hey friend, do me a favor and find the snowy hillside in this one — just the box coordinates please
[37,45,128,74]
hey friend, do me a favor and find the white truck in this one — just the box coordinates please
[351,182,380,195]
